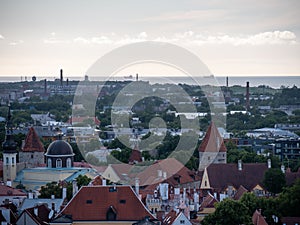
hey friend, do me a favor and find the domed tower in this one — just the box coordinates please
[45,137,74,168]
[2,105,18,183]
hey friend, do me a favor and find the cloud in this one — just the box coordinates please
[9,40,24,46]
[190,31,297,46]
[44,31,297,47]
[0,34,4,39]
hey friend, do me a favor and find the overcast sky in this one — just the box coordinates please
[0,0,299,78]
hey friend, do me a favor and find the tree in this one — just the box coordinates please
[76,175,92,189]
[263,168,286,195]
[39,182,62,199]
[278,178,300,217]
[202,198,252,225]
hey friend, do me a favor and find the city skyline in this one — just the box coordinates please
[0,0,300,77]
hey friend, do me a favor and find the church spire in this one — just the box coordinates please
[2,104,17,153]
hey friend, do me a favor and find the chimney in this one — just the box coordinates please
[238,160,242,171]
[267,159,271,169]
[157,170,162,178]
[28,191,34,199]
[62,187,67,199]
[246,81,250,111]
[281,164,285,173]
[135,178,139,196]
[6,180,12,187]
[163,171,167,179]
[226,76,229,88]
[51,202,55,211]
[44,79,47,93]
[102,178,107,186]
[72,180,78,196]
[136,73,138,81]
[34,207,38,216]
[60,69,63,86]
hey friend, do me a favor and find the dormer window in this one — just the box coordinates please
[106,206,117,220]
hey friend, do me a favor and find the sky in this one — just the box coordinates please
[0,0,300,79]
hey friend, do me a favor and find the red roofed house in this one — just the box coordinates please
[198,122,227,171]
[53,185,156,224]
[162,210,191,225]
[200,161,270,199]
[19,127,45,168]
[129,144,143,165]
[0,183,27,204]
[16,203,51,225]
[252,209,268,225]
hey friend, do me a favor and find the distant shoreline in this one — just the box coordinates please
[0,75,299,89]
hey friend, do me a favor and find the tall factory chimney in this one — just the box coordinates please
[44,79,47,93]
[246,81,250,111]
[60,69,63,86]
[226,76,229,88]
[136,73,139,81]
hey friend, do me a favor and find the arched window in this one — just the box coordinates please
[56,159,62,168]
[66,158,72,168]
[48,158,52,168]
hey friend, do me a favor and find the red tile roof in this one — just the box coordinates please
[233,185,248,200]
[198,122,227,153]
[200,192,218,209]
[129,148,143,164]
[61,185,155,221]
[22,127,45,152]
[0,184,27,196]
[19,204,50,225]
[137,158,199,186]
[162,210,177,225]
[285,168,300,186]
[204,163,268,192]
[252,210,268,225]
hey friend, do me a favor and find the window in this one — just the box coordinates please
[86,200,93,204]
[66,158,72,168]
[6,157,9,164]
[204,180,207,187]
[31,154,34,159]
[12,157,14,164]
[56,159,62,168]
[48,158,52,168]
[180,220,185,224]
[119,199,126,204]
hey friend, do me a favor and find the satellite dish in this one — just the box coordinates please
[48,209,54,219]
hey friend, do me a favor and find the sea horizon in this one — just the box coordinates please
[0,74,299,89]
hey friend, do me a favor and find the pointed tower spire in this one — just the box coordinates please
[198,122,227,171]
[2,104,18,183]
[2,104,17,153]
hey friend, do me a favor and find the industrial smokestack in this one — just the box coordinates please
[226,76,228,88]
[60,69,63,86]
[246,81,250,111]
[44,79,47,93]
